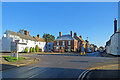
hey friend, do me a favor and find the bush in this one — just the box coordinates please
[71,49,74,52]
[24,47,28,53]
[65,49,68,52]
[35,45,39,52]
[29,47,32,53]
[32,47,35,53]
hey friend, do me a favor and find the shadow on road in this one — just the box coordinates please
[2,64,17,71]
[84,69,120,80]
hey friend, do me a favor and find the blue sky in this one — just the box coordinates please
[2,2,118,47]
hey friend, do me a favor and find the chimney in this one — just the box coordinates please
[80,35,82,38]
[59,32,62,37]
[24,30,29,36]
[114,18,117,33]
[74,32,77,37]
[70,31,73,37]
[37,34,40,38]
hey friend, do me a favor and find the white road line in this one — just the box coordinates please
[26,68,48,80]
[81,70,90,80]
[77,70,90,80]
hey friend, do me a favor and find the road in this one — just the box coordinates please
[1,52,118,80]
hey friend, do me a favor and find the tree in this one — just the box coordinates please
[18,29,25,34]
[42,34,55,49]
[24,47,28,53]
[99,46,104,50]
[35,45,39,52]
[29,47,32,53]
[32,47,35,53]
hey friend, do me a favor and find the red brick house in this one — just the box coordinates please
[53,31,78,52]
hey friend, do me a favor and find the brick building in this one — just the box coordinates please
[74,33,87,52]
[53,31,78,52]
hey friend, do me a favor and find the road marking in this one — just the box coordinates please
[25,68,48,80]
[77,70,90,80]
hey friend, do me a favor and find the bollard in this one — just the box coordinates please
[83,52,85,55]
[81,52,83,55]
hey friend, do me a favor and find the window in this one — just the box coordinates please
[22,39,24,42]
[68,41,71,45]
[62,41,65,45]
[26,40,28,43]
[57,41,59,45]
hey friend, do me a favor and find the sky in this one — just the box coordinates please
[2,2,118,47]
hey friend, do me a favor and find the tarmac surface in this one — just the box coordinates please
[1,52,119,80]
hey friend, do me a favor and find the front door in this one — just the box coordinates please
[68,47,71,52]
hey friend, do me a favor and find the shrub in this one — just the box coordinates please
[71,49,74,52]
[29,47,32,53]
[65,49,68,52]
[24,47,28,53]
[35,45,39,52]
[32,47,35,53]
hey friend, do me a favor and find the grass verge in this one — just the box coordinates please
[3,56,25,62]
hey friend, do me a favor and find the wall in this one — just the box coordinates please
[110,33,119,55]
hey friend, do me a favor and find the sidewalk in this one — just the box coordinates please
[84,64,120,80]
[1,55,39,71]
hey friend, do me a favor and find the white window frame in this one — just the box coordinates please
[57,41,59,45]
[62,41,65,45]
[68,41,71,45]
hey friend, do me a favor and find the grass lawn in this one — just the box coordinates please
[3,56,25,62]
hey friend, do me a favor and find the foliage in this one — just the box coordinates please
[18,29,25,34]
[29,47,32,53]
[32,47,35,53]
[99,46,104,50]
[43,33,55,43]
[71,49,74,52]
[35,45,39,52]
[24,47,28,53]
[3,56,25,62]
[65,49,68,52]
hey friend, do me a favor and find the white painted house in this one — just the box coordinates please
[2,30,46,52]
[106,18,120,55]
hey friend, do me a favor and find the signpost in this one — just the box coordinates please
[11,40,19,60]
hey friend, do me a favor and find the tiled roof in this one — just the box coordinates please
[33,36,46,42]
[74,36,86,43]
[7,30,37,41]
[55,35,77,41]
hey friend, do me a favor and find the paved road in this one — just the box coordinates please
[1,52,118,80]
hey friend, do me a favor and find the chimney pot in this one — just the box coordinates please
[59,32,62,37]
[70,31,73,37]
[24,30,29,36]
[114,18,117,33]
[37,34,40,38]
[80,35,82,38]
[74,33,77,36]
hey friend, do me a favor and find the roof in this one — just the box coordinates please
[55,35,77,41]
[33,36,46,42]
[74,36,86,43]
[6,30,37,41]
[116,28,120,32]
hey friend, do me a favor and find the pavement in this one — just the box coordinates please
[78,53,120,80]
[82,64,120,80]
[0,53,39,71]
